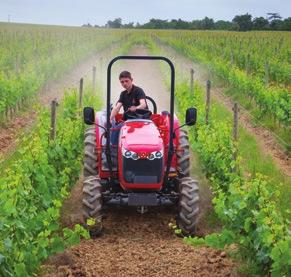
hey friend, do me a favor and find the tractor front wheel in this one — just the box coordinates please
[82,177,103,237]
[177,129,190,177]
[84,127,98,177]
[177,177,199,236]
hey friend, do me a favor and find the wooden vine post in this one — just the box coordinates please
[230,51,234,66]
[232,102,239,172]
[100,57,103,70]
[205,80,211,124]
[92,66,96,91]
[246,53,250,76]
[50,98,58,141]
[264,61,269,86]
[190,68,194,95]
[79,77,84,116]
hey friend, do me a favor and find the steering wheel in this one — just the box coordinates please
[125,108,152,120]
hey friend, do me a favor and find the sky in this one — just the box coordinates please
[0,0,290,26]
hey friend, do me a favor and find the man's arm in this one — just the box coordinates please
[128,87,147,111]
[110,102,123,121]
[128,99,147,111]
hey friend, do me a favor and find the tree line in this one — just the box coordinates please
[83,13,291,31]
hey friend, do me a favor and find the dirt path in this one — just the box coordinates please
[40,46,238,277]
[0,46,115,162]
[44,201,236,276]
[158,44,291,177]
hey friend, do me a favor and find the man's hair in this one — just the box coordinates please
[119,71,132,79]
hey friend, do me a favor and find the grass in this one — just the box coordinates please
[161,42,291,219]
[150,39,290,218]
[189,150,222,233]
[196,65,291,220]
[209,72,290,154]
[223,86,291,153]
[0,150,22,176]
[211,99,291,219]
[144,38,289,274]
[0,119,37,177]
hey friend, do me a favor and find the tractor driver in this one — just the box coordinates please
[110,71,148,122]
[109,71,148,145]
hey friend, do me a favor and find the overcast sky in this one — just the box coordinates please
[0,0,290,26]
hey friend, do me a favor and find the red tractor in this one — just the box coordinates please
[83,56,199,236]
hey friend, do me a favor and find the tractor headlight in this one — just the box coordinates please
[147,150,163,160]
[124,150,132,158]
[122,146,139,160]
[122,147,163,160]
[155,151,163,158]
[148,153,155,160]
[131,153,139,160]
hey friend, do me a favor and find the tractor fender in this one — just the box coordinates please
[95,110,107,147]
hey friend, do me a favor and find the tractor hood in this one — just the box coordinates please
[120,120,163,152]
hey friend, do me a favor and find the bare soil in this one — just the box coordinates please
[43,206,236,277]
[158,44,291,177]
[42,178,237,277]
[40,46,239,277]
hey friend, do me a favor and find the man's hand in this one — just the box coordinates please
[110,102,123,121]
[128,106,137,112]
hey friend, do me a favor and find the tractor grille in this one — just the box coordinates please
[123,158,163,184]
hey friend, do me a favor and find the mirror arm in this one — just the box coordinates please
[173,122,191,138]
[96,124,108,134]
[87,120,108,135]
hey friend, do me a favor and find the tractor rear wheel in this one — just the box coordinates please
[84,127,98,177]
[177,129,190,177]
[177,177,199,236]
[82,177,103,237]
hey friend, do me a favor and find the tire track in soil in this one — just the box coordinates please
[0,45,116,162]
[40,46,238,277]
[158,44,290,177]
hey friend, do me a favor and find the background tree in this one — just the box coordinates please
[101,14,290,31]
[267,13,283,30]
[253,17,269,30]
[267,13,282,21]
[190,20,200,30]
[214,20,233,30]
[232,13,253,31]
[142,19,169,29]
[175,18,190,29]
[282,17,291,31]
[123,22,134,29]
[106,18,122,28]
[270,19,284,30]
[200,17,215,29]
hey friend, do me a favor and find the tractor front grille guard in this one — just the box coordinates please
[122,157,163,184]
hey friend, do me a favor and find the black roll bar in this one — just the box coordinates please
[106,56,175,182]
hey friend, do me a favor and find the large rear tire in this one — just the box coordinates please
[82,177,103,237]
[177,177,199,236]
[84,127,98,177]
[177,129,190,177]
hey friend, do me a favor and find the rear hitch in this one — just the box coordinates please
[137,206,148,214]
